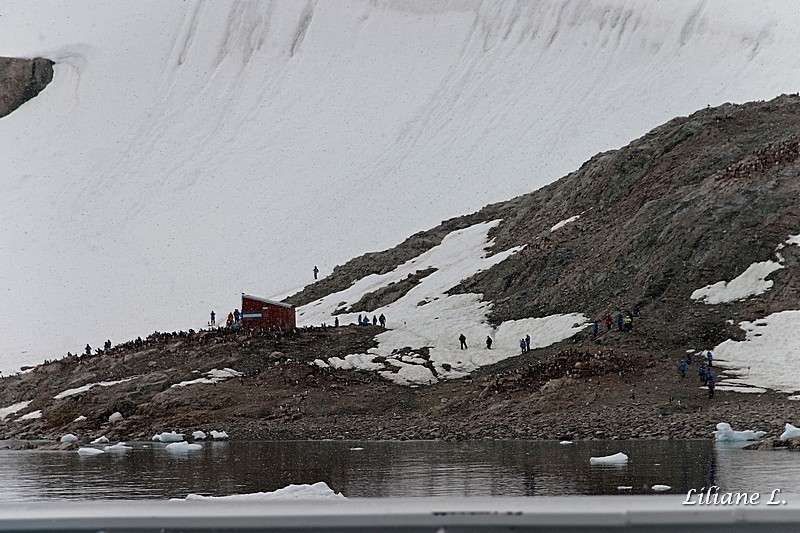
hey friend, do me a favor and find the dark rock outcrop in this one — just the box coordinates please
[0,56,54,118]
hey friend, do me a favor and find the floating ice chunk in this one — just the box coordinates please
[108,411,123,423]
[153,431,184,443]
[91,436,109,444]
[617,486,633,490]
[104,442,132,452]
[166,442,202,452]
[559,440,574,445]
[589,452,628,465]
[780,423,800,441]
[192,431,207,440]
[77,447,105,455]
[210,430,228,440]
[349,447,364,451]
[60,433,78,443]
[713,422,766,441]
[184,482,345,500]
[652,485,671,492]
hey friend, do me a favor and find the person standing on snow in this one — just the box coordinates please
[334,316,339,327]
[459,334,468,350]
[486,336,493,349]
[525,334,531,352]
[379,314,386,328]
[233,309,240,323]
[519,338,526,354]
[313,265,319,280]
[210,310,216,326]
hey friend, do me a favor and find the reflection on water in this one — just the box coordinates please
[0,440,791,501]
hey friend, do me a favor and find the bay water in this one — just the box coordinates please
[0,440,793,501]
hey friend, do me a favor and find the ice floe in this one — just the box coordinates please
[166,442,202,452]
[77,447,105,455]
[153,431,185,443]
[780,423,800,441]
[713,422,766,441]
[183,482,345,500]
[589,452,628,465]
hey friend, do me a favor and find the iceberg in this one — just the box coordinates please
[104,442,132,452]
[59,433,78,443]
[153,431,184,443]
[779,423,800,441]
[77,447,105,455]
[184,482,345,500]
[166,442,202,452]
[589,452,628,465]
[713,422,766,441]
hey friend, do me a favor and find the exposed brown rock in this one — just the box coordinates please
[0,56,54,118]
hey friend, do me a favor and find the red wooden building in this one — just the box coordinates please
[240,293,296,329]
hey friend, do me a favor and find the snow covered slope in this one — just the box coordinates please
[1,1,800,372]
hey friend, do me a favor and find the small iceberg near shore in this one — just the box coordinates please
[589,452,628,465]
[104,442,132,452]
[59,433,78,443]
[652,485,671,492]
[166,442,202,452]
[153,431,184,443]
[713,422,766,441]
[77,447,105,455]
[780,423,800,441]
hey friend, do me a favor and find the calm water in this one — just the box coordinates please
[0,440,796,501]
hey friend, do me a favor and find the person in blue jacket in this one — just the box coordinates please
[679,360,687,378]
[706,350,713,367]
[698,362,708,383]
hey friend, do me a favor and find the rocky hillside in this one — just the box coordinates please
[0,57,53,118]
[1,96,799,443]
[289,95,800,349]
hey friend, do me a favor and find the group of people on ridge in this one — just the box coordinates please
[357,314,386,327]
[209,309,242,329]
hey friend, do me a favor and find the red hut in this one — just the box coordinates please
[240,293,296,329]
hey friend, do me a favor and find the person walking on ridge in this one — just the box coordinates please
[459,334,468,350]
[210,310,216,326]
[379,314,386,328]
[486,336,493,350]
[313,265,319,280]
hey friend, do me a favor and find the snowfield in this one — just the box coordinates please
[2,1,800,372]
[298,220,586,385]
